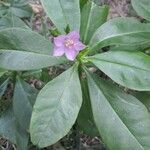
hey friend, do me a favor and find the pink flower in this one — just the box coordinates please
[53,31,86,61]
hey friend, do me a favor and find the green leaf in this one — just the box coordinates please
[89,17,150,51]
[0,106,16,144]
[0,28,52,54]
[0,6,8,17]
[40,0,80,32]
[134,92,150,112]
[0,0,32,18]
[10,0,28,6]
[0,78,10,115]
[80,0,102,9]
[22,69,42,79]
[0,77,38,149]
[77,78,99,137]
[40,69,52,83]
[0,106,29,150]
[0,28,67,70]
[13,78,38,150]
[10,5,33,18]
[110,41,150,52]
[0,15,29,30]
[80,1,108,44]
[89,50,150,91]
[93,0,101,5]
[15,122,29,150]
[0,69,6,78]
[0,50,66,71]
[132,0,150,21]
[0,78,9,99]
[80,0,88,9]
[30,64,82,148]
[13,78,38,131]
[86,71,150,150]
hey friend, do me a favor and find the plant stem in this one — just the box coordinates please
[73,123,81,150]
[12,71,17,85]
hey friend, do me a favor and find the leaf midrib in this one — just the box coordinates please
[59,0,68,26]
[91,76,145,149]
[0,27,49,43]
[83,2,92,43]
[0,49,54,57]
[0,27,30,33]
[17,79,33,110]
[36,66,76,145]
[0,27,51,53]
[92,57,150,72]
[91,30,150,49]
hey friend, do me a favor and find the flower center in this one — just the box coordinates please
[64,39,74,48]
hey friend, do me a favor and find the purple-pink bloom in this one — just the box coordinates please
[53,31,86,61]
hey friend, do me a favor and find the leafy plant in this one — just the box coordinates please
[0,0,150,149]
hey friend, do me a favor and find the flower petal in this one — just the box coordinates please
[53,46,65,56]
[65,49,78,61]
[67,31,80,41]
[74,42,86,51]
[54,35,66,47]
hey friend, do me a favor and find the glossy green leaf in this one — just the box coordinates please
[77,78,99,137]
[0,28,52,54]
[0,50,66,71]
[0,15,28,30]
[132,0,150,21]
[89,17,150,51]
[134,92,150,112]
[13,78,38,131]
[41,0,80,32]
[87,71,150,150]
[90,50,150,91]
[80,1,108,44]
[30,64,82,148]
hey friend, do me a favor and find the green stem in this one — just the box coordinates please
[74,123,81,150]
[12,71,17,85]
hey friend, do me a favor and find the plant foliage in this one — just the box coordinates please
[0,0,150,149]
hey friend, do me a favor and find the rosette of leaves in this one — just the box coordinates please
[0,0,150,149]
